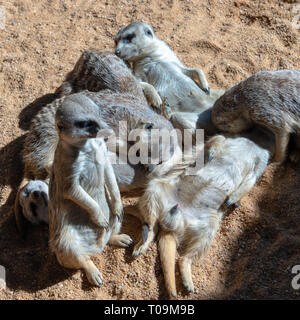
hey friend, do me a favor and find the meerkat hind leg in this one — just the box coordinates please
[179,256,194,294]
[182,67,210,95]
[132,224,158,257]
[109,234,133,247]
[158,231,178,299]
[57,252,103,287]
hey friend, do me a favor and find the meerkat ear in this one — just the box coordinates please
[14,189,27,239]
[56,121,64,132]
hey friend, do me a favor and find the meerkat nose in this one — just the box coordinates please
[115,49,121,56]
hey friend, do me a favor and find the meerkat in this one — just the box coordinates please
[14,179,49,238]
[211,69,300,164]
[55,49,162,110]
[49,94,132,286]
[115,21,225,114]
[131,128,272,298]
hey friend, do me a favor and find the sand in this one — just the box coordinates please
[0,0,299,300]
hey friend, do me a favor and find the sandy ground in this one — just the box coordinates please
[0,0,299,300]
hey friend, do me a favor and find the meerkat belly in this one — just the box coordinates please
[79,141,111,220]
[60,202,108,254]
[143,63,213,112]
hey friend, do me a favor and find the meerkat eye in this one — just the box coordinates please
[145,29,153,37]
[74,121,86,128]
[123,33,135,43]
[144,123,154,130]
[86,120,99,128]
[57,122,64,131]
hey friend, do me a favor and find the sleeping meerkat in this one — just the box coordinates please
[132,129,272,298]
[211,69,300,164]
[55,49,162,109]
[49,94,132,286]
[115,21,224,114]
[14,179,49,237]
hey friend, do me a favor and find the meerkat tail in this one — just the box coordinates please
[158,231,177,299]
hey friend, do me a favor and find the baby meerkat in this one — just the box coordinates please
[133,131,271,298]
[55,49,162,109]
[115,21,224,113]
[49,94,132,286]
[211,69,300,164]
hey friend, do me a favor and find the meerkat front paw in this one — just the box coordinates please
[113,202,124,221]
[109,233,133,247]
[150,91,163,110]
[92,210,109,229]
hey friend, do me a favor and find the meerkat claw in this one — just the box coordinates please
[226,200,240,208]
[203,87,210,95]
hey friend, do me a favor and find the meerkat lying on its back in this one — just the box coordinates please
[49,94,132,287]
[211,70,300,164]
[55,49,162,109]
[115,21,224,114]
[132,130,271,298]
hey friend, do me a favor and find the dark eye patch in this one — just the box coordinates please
[144,123,154,130]
[30,202,38,217]
[123,33,135,43]
[144,29,153,37]
[75,120,98,128]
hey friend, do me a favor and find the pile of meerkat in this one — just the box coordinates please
[12,20,300,298]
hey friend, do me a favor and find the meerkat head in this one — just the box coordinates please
[114,21,156,62]
[55,94,106,146]
[18,180,49,225]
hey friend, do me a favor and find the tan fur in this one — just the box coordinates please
[158,231,177,298]
[211,70,300,164]
[49,94,132,287]
[55,49,162,109]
